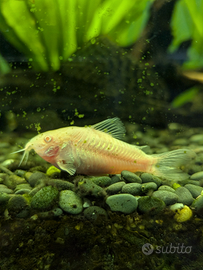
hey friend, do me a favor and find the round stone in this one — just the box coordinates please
[106,182,126,194]
[84,206,107,222]
[190,171,203,181]
[141,182,157,193]
[91,176,111,187]
[122,183,141,195]
[59,190,83,214]
[27,171,47,187]
[109,175,121,184]
[0,184,13,194]
[137,196,165,214]
[76,178,106,197]
[152,190,179,205]
[192,195,203,215]
[175,187,194,205]
[4,175,26,189]
[141,173,162,187]
[184,184,203,198]
[158,185,175,193]
[31,186,59,210]
[121,171,142,183]
[106,194,138,214]
[7,194,30,215]
[190,134,203,144]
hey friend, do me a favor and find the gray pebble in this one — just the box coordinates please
[91,176,111,187]
[121,171,142,183]
[0,192,10,204]
[0,192,10,214]
[59,190,83,214]
[175,187,194,205]
[109,175,121,184]
[15,189,31,195]
[190,171,203,180]
[52,207,63,217]
[141,173,162,187]
[14,183,31,192]
[75,178,106,197]
[37,208,63,219]
[106,194,138,214]
[182,180,201,186]
[0,173,7,181]
[184,184,203,198]
[27,171,47,187]
[141,182,157,193]
[48,179,74,191]
[152,190,179,205]
[173,138,188,146]
[84,206,107,222]
[0,184,13,194]
[158,185,175,193]
[190,134,203,144]
[138,196,165,214]
[31,186,59,210]
[4,175,26,189]
[14,170,27,178]
[191,196,203,214]
[122,183,141,195]
[7,195,30,216]
[106,181,126,194]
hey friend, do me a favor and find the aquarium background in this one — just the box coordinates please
[1,0,203,269]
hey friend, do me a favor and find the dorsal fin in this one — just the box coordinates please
[91,117,126,140]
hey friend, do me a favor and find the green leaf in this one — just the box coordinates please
[171,87,199,108]
[0,0,154,71]
[0,54,10,75]
[169,0,203,69]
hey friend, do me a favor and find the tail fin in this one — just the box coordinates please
[151,149,196,181]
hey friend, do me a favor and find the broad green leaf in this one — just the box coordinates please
[169,0,203,69]
[0,54,10,75]
[172,87,199,108]
[0,0,154,71]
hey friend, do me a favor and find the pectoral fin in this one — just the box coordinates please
[57,160,76,175]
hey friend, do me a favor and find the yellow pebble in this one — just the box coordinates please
[172,183,181,190]
[75,224,81,230]
[174,205,192,223]
[46,166,61,176]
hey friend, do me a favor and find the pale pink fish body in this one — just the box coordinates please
[16,118,196,180]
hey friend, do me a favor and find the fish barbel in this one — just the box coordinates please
[14,118,196,180]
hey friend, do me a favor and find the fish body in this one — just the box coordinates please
[16,118,196,180]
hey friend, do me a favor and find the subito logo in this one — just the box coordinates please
[142,243,154,255]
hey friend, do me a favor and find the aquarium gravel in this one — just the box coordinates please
[1,122,203,269]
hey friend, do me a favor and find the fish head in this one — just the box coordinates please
[17,130,62,166]
[26,131,60,162]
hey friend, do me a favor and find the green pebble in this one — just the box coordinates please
[59,190,83,214]
[138,196,165,215]
[141,182,157,193]
[4,175,26,189]
[141,173,162,187]
[31,186,59,210]
[91,176,111,187]
[7,194,30,217]
[106,194,138,214]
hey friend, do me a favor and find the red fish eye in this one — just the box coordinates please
[44,135,52,143]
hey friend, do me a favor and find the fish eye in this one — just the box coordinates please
[44,135,52,143]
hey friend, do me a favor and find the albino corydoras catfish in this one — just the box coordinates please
[14,118,196,180]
